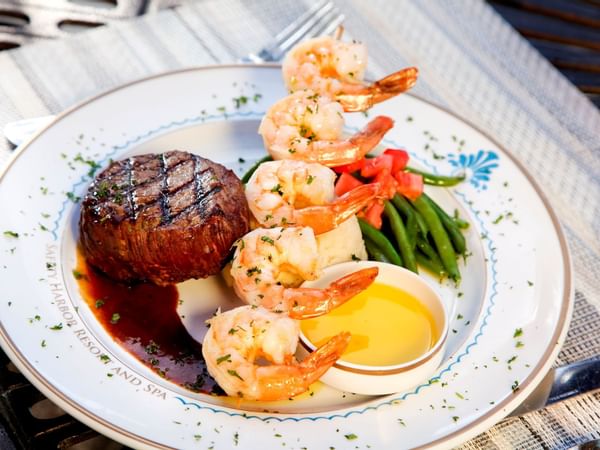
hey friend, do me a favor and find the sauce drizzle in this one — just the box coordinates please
[75,252,223,395]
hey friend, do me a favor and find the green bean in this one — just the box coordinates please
[392,194,428,237]
[422,194,467,255]
[415,251,446,278]
[241,155,273,184]
[411,196,460,282]
[452,210,470,229]
[364,237,389,263]
[405,210,418,249]
[383,201,418,273]
[358,218,403,266]
[416,235,443,267]
[405,167,466,187]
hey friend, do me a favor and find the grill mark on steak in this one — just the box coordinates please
[79,150,250,285]
[158,153,171,226]
[125,157,136,219]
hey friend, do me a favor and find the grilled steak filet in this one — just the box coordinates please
[79,150,250,285]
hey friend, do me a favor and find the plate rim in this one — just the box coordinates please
[0,64,573,449]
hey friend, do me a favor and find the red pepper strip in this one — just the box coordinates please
[334,172,364,197]
[394,171,424,200]
[332,158,366,174]
[374,168,397,199]
[363,201,385,229]
[383,149,410,173]
[361,154,394,178]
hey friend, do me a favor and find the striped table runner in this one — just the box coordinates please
[1,1,599,448]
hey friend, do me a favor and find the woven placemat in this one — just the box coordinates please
[1,1,599,448]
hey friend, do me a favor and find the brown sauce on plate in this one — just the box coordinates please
[75,252,223,395]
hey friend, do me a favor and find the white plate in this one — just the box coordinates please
[0,65,572,449]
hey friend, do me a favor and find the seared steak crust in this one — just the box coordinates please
[79,150,250,285]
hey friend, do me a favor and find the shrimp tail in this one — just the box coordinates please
[336,67,419,112]
[287,267,379,319]
[254,332,350,401]
[294,183,380,234]
[313,115,394,167]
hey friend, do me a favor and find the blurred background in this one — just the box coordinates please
[0,0,598,107]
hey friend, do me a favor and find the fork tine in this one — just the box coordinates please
[316,13,345,38]
[270,0,332,46]
[269,3,340,60]
[246,1,343,63]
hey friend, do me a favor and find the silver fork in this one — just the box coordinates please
[240,0,344,63]
[3,1,344,147]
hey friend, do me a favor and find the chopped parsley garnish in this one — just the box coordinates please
[3,231,19,238]
[253,93,262,102]
[66,192,81,203]
[246,266,261,277]
[110,313,121,324]
[95,181,110,199]
[72,269,86,280]
[227,369,243,380]
[233,95,248,109]
[345,433,358,440]
[513,328,523,338]
[216,354,231,365]
[145,340,159,354]
[306,174,315,184]
[351,254,360,261]
[270,183,284,195]
[50,323,63,330]
[41,340,46,348]
[511,380,520,392]
[260,236,275,245]
[95,299,105,309]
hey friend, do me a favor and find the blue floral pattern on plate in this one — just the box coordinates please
[448,150,499,189]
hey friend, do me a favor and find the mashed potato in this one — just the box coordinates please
[316,215,367,269]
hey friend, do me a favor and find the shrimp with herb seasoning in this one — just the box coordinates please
[245,159,378,234]
[202,305,350,401]
[230,226,378,317]
[282,35,418,112]
[258,90,393,167]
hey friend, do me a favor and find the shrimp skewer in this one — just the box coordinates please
[230,226,378,316]
[282,35,418,111]
[258,90,393,167]
[203,305,351,401]
[246,159,378,233]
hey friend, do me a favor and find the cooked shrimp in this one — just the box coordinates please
[203,305,350,401]
[230,226,378,317]
[258,90,393,166]
[245,159,378,233]
[282,36,418,111]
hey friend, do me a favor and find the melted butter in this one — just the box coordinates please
[301,282,438,366]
